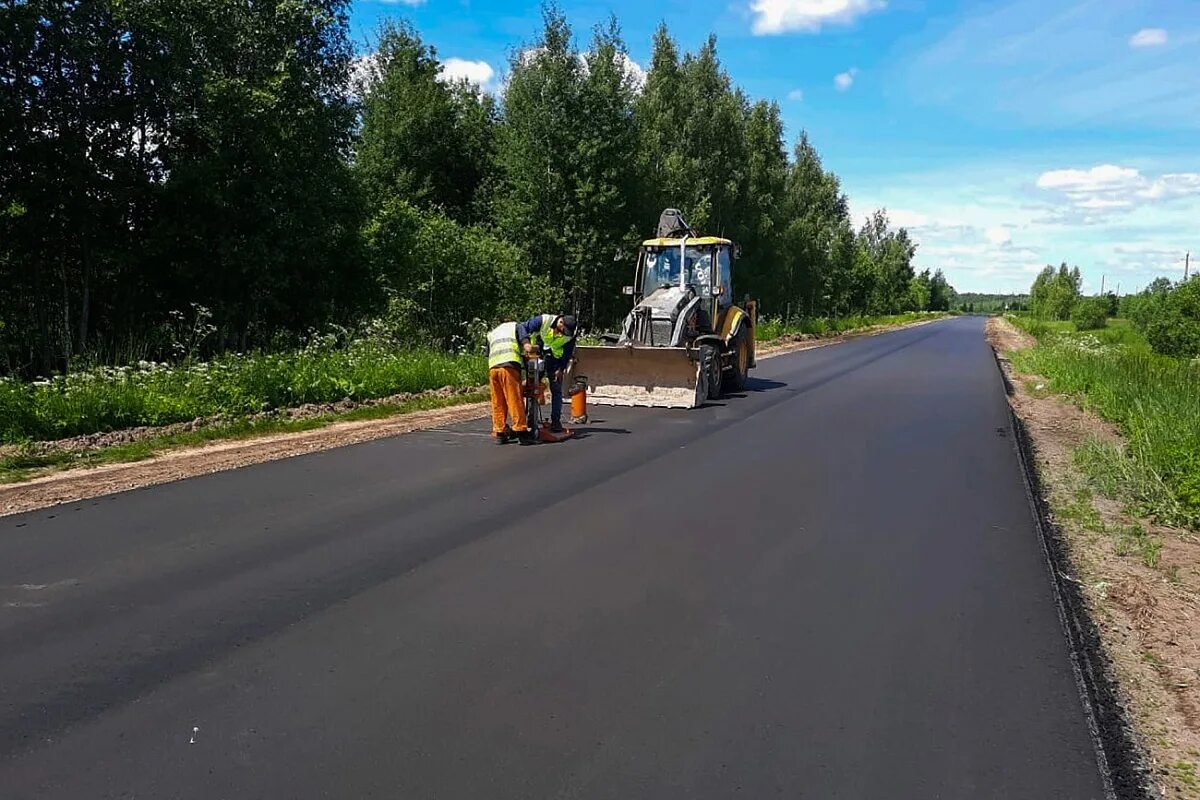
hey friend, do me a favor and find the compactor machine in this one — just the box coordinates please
[572,209,756,409]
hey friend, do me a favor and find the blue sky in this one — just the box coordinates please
[348,0,1200,294]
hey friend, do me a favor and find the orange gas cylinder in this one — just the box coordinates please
[568,376,588,424]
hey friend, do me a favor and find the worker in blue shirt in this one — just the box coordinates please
[517,313,577,432]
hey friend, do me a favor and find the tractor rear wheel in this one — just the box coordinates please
[724,325,751,392]
[695,344,719,405]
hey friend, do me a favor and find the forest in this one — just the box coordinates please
[2,1,954,378]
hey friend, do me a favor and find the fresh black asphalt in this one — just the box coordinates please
[0,316,1108,798]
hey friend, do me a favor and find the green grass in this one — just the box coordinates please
[1052,485,1165,566]
[1009,316,1200,528]
[755,311,947,342]
[0,392,486,484]
[1172,760,1198,788]
[0,341,486,444]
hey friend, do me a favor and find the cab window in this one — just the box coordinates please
[717,247,733,306]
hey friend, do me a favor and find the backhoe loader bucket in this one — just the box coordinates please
[572,345,702,409]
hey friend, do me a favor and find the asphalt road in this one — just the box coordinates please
[0,316,1108,799]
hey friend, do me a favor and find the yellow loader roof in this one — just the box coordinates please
[642,236,733,247]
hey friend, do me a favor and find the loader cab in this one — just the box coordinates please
[635,237,736,332]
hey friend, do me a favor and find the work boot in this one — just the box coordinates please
[549,420,564,434]
[517,430,535,446]
[493,433,509,445]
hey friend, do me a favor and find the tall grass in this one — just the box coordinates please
[1009,316,1200,527]
[755,311,945,341]
[0,341,486,444]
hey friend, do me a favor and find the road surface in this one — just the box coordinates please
[0,316,1108,798]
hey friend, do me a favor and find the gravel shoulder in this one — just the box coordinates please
[988,316,1200,800]
[0,401,488,518]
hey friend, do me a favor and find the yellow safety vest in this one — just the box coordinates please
[487,322,522,370]
[536,314,572,359]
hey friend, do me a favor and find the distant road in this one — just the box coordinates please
[0,316,1107,798]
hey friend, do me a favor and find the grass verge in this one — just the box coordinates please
[754,310,950,342]
[989,317,1198,799]
[1008,315,1200,528]
[0,343,486,444]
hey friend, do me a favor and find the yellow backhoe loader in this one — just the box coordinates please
[572,209,757,409]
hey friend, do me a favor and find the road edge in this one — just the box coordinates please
[992,344,1159,800]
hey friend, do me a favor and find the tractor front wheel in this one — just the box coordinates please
[702,344,722,400]
[724,326,751,392]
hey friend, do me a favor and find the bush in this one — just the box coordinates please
[1030,264,1081,320]
[0,343,487,443]
[1070,296,1109,330]
[364,200,564,348]
[1142,278,1200,359]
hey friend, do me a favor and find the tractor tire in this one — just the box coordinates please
[701,344,722,400]
[724,325,751,392]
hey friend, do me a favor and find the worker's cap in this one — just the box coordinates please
[561,315,577,336]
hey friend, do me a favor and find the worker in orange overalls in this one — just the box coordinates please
[486,320,532,445]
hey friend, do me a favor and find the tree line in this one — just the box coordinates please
[1028,264,1200,357]
[2,2,953,377]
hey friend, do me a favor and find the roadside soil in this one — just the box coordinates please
[755,314,947,358]
[0,401,487,518]
[0,385,485,460]
[988,316,1200,800]
[1,315,948,519]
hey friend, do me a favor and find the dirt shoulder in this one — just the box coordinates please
[988,316,1200,800]
[1,315,948,519]
[756,314,949,359]
[1,401,488,518]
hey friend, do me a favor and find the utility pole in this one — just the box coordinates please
[1186,251,1191,281]
[1100,274,1105,295]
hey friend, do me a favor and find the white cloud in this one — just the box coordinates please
[787,88,804,101]
[617,54,648,91]
[1036,164,1141,192]
[516,48,646,92]
[846,161,1200,294]
[349,53,379,98]
[581,52,647,91]
[1142,173,1200,200]
[886,208,930,228]
[350,53,498,95]
[1129,28,1167,48]
[985,226,1013,246]
[750,0,887,35]
[1036,164,1200,216]
[440,58,496,90]
[1076,197,1133,210]
[834,67,858,91]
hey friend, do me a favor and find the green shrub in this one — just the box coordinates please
[1142,278,1200,359]
[0,343,486,444]
[1030,264,1081,320]
[364,200,564,348]
[1013,339,1200,527]
[1070,296,1110,330]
